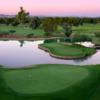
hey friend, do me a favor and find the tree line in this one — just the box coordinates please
[0,7,100,37]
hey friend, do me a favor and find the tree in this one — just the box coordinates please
[11,21,19,26]
[42,18,57,36]
[29,17,41,29]
[5,18,14,26]
[16,7,29,24]
[62,23,72,37]
[0,18,5,24]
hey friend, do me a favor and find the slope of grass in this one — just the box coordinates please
[39,42,96,59]
[2,65,88,94]
[0,64,100,100]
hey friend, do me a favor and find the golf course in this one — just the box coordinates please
[0,4,100,100]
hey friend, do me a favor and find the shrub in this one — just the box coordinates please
[44,32,51,37]
[94,32,100,38]
[71,33,92,42]
[26,33,34,38]
[44,39,57,43]
[79,34,92,42]
[60,38,72,42]
[11,21,19,26]
[9,30,16,33]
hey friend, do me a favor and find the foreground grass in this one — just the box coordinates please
[39,42,96,59]
[3,65,88,94]
[0,64,100,100]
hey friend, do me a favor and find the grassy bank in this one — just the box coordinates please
[39,42,96,59]
[0,64,100,100]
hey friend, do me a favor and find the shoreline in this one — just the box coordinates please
[0,36,64,41]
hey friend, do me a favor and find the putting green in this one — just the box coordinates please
[39,43,96,59]
[3,65,89,94]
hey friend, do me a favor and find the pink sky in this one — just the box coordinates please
[0,0,100,16]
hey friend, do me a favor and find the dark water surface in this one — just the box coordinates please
[0,40,99,68]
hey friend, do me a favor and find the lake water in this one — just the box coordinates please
[0,40,100,68]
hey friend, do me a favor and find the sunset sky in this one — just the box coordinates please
[0,0,100,17]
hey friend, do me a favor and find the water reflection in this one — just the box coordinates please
[19,40,25,47]
[74,56,92,63]
[0,40,99,68]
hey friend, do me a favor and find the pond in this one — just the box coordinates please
[0,40,100,68]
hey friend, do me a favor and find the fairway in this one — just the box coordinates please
[0,25,45,36]
[73,23,100,35]
[0,23,100,37]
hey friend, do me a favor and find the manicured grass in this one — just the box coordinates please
[0,23,100,38]
[57,23,100,38]
[0,64,100,100]
[73,23,100,36]
[0,24,64,37]
[39,42,96,59]
[2,65,88,94]
[0,24,45,36]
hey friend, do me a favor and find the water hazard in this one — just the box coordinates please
[0,40,99,68]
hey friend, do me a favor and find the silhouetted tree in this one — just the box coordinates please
[16,7,29,24]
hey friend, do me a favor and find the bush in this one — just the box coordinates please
[26,33,34,38]
[79,34,92,42]
[94,32,100,38]
[9,30,16,33]
[44,32,51,36]
[60,38,72,42]
[11,21,19,26]
[71,33,92,42]
[44,39,57,43]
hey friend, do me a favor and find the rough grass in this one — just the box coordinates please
[0,64,100,100]
[40,42,96,58]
